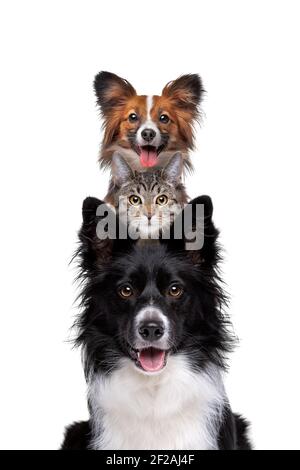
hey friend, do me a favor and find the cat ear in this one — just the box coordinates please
[163,152,183,184]
[112,152,134,186]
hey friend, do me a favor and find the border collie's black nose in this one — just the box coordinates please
[141,128,156,142]
[138,322,164,341]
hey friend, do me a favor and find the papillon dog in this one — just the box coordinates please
[94,71,204,172]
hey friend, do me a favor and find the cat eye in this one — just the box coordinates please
[128,113,138,123]
[129,195,142,206]
[168,285,184,298]
[159,114,170,124]
[156,194,169,206]
[118,285,134,299]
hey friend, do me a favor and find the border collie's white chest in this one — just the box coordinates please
[88,354,225,450]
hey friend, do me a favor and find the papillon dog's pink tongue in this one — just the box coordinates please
[140,147,158,168]
[139,348,165,372]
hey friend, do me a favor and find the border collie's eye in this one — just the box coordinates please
[128,113,138,123]
[119,285,133,298]
[168,285,183,298]
[159,114,170,124]
[156,194,169,206]
[129,195,142,206]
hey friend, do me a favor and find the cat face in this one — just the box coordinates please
[107,153,188,238]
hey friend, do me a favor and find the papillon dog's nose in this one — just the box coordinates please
[141,128,156,142]
[138,321,165,341]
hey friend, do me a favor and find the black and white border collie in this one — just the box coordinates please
[62,196,251,450]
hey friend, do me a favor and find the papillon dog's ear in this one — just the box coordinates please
[166,195,219,266]
[94,71,136,116]
[162,74,204,115]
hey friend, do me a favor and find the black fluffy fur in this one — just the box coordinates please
[62,196,251,450]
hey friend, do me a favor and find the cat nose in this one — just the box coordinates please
[144,207,152,219]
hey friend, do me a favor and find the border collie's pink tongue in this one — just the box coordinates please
[140,147,158,168]
[139,348,165,372]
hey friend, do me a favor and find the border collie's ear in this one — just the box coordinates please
[112,152,134,186]
[162,74,204,114]
[94,71,136,115]
[162,153,183,185]
[190,195,213,224]
[79,197,114,270]
[82,197,105,224]
[79,197,135,274]
[167,195,219,266]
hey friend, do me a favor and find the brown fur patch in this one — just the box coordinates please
[150,95,196,150]
[113,96,148,146]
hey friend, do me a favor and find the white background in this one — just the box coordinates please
[0,0,299,450]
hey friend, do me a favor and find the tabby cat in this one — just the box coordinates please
[105,153,188,239]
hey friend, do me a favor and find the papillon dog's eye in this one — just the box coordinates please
[129,195,142,206]
[118,285,134,298]
[156,194,168,206]
[168,285,183,298]
[159,114,170,124]
[128,113,138,123]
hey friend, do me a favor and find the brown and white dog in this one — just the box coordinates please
[94,72,204,173]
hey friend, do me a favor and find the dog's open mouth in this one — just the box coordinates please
[129,346,168,372]
[138,145,164,168]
